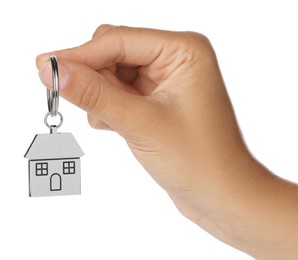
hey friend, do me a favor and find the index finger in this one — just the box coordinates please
[36,25,171,70]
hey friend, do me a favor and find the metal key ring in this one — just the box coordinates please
[47,55,59,117]
[44,111,63,129]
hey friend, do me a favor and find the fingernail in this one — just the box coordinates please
[39,60,70,90]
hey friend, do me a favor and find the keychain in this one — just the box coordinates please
[24,56,84,197]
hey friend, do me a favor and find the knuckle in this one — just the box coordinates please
[183,32,216,62]
[185,32,212,49]
[87,114,100,129]
[87,114,112,130]
[87,114,97,129]
[92,24,114,39]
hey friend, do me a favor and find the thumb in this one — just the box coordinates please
[38,58,151,134]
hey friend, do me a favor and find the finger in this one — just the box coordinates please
[100,65,157,95]
[92,24,115,39]
[116,65,139,85]
[38,58,153,133]
[87,114,113,131]
[36,26,169,71]
[98,67,140,94]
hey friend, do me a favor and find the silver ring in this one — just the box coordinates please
[47,55,59,117]
[44,111,63,129]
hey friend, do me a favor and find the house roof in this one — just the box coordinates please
[24,132,84,160]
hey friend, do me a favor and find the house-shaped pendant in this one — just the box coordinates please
[24,127,84,197]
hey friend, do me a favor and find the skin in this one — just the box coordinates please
[37,25,298,259]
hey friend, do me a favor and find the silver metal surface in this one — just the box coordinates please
[47,55,59,117]
[44,111,63,129]
[24,129,84,197]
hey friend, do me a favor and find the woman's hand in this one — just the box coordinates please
[37,25,298,259]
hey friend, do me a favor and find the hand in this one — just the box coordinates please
[37,25,245,197]
[37,25,298,259]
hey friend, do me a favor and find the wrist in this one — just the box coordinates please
[170,149,268,254]
[174,149,298,259]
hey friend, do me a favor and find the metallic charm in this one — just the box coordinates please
[24,126,84,197]
[24,56,84,197]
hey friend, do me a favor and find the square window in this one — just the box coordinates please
[36,163,48,176]
[63,161,75,174]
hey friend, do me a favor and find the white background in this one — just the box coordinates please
[0,1,297,259]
